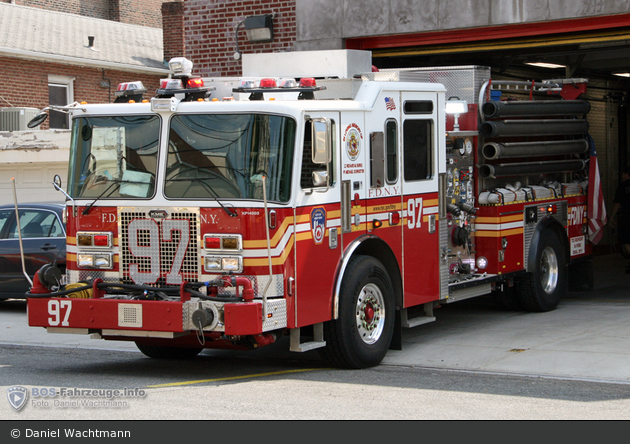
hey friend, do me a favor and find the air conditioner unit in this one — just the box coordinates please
[0,107,40,131]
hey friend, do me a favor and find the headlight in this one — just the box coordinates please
[476,256,488,270]
[204,256,242,273]
[204,257,222,271]
[77,253,113,269]
[222,257,240,272]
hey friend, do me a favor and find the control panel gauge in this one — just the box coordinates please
[465,138,473,155]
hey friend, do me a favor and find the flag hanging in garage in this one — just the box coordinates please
[587,136,607,244]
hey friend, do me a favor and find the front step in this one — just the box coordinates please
[401,303,436,328]
[289,323,326,352]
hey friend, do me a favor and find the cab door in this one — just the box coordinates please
[400,92,442,307]
[293,112,341,327]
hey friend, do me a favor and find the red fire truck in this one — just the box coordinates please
[26,51,597,368]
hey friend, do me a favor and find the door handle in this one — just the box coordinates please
[41,244,57,251]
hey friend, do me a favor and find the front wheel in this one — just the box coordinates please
[319,255,395,369]
[517,229,567,312]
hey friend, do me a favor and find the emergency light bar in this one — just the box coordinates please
[114,81,147,103]
[155,76,216,102]
[233,77,325,100]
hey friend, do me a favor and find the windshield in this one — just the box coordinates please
[68,115,160,199]
[165,114,296,203]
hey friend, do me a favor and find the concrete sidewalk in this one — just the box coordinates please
[383,253,630,384]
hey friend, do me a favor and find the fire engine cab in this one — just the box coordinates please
[26,50,596,368]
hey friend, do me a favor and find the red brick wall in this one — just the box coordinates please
[0,56,162,129]
[162,1,185,62]
[6,0,166,28]
[183,0,296,77]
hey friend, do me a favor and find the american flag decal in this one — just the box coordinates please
[587,136,607,244]
[385,97,396,111]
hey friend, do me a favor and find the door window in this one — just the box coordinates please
[403,120,434,181]
[7,210,63,239]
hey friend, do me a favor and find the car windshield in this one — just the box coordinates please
[165,114,296,203]
[67,115,160,199]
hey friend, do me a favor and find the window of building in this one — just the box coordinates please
[48,75,75,129]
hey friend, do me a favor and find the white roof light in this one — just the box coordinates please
[168,57,194,76]
[445,99,468,114]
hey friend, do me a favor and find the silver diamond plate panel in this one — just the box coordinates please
[371,66,491,104]
[67,269,120,284]
[207,273,285,299]
[523,201,568,270]
[439,221,449,299]
[182,298,287,332]
[183,300,225,331]
[262,299,287,332]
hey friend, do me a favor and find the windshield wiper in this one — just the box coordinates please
[166,177,237,217]
[82,181,122,215]
[82,178,152,215]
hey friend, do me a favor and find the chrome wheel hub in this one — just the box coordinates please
[540,246,559,294]
[356,283,385,344]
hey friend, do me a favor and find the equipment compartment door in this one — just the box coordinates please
[401,91,442,307]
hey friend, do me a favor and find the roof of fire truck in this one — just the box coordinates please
[69,55,446,118]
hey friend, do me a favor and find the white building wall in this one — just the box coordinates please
[0,130,70,205]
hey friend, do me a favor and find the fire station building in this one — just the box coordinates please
[174,0,630,250]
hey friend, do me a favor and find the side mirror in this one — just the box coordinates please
[311,118,331,164]
[27,110,49,128]
[53,174,63,191]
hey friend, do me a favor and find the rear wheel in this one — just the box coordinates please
[319,255,395,369]
[517,229,567,312]
[135,343,203,359]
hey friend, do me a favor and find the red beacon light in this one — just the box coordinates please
[299,77,317,88]
[259,78,277,88]
[187,78,205,88]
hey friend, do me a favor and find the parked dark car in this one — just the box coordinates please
[0,203,66,299]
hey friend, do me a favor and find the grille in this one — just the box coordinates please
[119,209,200,286]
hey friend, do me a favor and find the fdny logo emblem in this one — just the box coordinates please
[343,123,363,161]
[311,207,326,245]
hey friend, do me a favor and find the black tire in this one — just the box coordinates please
[319,255,395,369]
[135,343,203,359]
[517,229,567,312]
